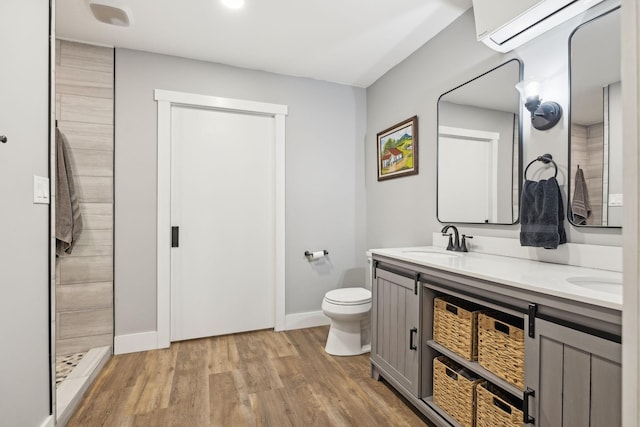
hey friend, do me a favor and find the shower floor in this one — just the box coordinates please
[56,352,86,387]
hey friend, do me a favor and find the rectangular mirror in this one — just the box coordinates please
[569,7,621,227]
[437,59,522,224]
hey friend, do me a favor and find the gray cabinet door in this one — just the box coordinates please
[371,267,420,396]
[525,318,621,427]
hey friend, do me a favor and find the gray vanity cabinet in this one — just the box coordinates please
[371,266,421,397]
[369,253,622,427]
[526,318,621,427]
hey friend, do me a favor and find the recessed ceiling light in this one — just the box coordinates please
[221,0,244,10]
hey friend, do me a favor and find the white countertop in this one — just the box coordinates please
[370,247,622,311]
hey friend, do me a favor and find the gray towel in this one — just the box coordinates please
[56,128,83,256]
[520,177,566,249]
[571,167,591,225]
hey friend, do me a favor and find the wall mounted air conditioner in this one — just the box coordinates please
[472,0,606,52]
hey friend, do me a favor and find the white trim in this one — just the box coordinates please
[274,114,287,331]
[602,85,610,225]
[621,0,639,424]
[154,90,288,116]
[39,415,54,427]
[155,89,288,346]
[156,99,171,349]
[285,311,330,331]
[56,346,111,426]
[491,133,499,223]
[114,331,159,355]
[438,125,500,142]
[54,36,114,49]
[438,126,501,222]
[49,2,57,419]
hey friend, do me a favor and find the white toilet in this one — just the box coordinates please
[322,287,372,356]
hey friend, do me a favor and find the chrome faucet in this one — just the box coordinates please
[440,225,473,252]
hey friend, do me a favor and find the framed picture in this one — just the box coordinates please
[377,116,418,181]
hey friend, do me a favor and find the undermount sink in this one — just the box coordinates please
[565,276,622,293]
[401,249,462,259]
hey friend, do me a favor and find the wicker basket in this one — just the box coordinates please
[433,297,485,360]
[477,312,525,390]
[476,382,523,427]
[433,356,485,427]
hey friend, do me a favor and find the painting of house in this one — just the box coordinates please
[382,148,404,167]
[376,116,418,180]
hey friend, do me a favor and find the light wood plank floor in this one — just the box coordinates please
[67,326,431,426]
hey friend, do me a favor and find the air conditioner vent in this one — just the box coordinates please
[472,0,606,52]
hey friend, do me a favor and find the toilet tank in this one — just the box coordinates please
[366,252,373,291]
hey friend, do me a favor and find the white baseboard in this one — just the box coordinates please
[114,331,158,355]
[39,415,54,427]
[284,310,330,331]
[115,315,329,353]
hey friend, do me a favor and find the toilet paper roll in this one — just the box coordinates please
[309,251,325,260]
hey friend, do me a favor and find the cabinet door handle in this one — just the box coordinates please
[523,387,535,425]
[409,327,418,350]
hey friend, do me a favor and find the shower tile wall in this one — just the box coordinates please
[55,40,114,356]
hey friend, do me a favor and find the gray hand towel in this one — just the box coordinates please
[56,128,83,256]
[571,167,591,225]
[520,177,567,249]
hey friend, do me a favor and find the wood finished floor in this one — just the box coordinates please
[67,326,431,427]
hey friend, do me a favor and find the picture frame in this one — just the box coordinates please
[376,116,418,181]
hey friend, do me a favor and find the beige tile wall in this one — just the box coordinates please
[586,123,604,225]
[55,40,114,356]
[570,123,604,226]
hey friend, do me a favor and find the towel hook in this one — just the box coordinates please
[0,135,7,143]
[524,153,558,180]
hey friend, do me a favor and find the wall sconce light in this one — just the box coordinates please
[515,79,563,131]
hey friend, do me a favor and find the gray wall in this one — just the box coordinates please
[115,49,367,336]
[0,0,52,425]
[366,4,622,251]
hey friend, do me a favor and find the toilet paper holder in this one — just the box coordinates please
[305,250,329,260]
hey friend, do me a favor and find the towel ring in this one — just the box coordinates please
[524,153,558,179]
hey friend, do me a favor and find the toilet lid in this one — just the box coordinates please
[325,287,371,305]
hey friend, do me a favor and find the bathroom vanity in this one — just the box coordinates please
[369,247,622,427]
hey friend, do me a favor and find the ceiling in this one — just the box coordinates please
[56,0,472,88]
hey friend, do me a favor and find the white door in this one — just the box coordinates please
[170,105,275,342]
[438,127,499,223]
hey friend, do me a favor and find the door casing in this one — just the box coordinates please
[154,89,288,349]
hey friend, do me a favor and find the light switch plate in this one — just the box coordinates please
[33,175,50,204]
[608,193,623,207]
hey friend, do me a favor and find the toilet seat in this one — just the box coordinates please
[324,287,371,306]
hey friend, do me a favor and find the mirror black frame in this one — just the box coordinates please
[436,58,523,225]
[567,6,622,228]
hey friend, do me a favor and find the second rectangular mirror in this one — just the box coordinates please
[437,59,522,224]
[569,7,621,227]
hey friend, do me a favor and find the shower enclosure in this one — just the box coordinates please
[54,39,114,425]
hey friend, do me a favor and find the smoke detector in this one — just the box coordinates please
[88,0,133,27]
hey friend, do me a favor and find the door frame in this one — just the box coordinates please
[154,89,288,348]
